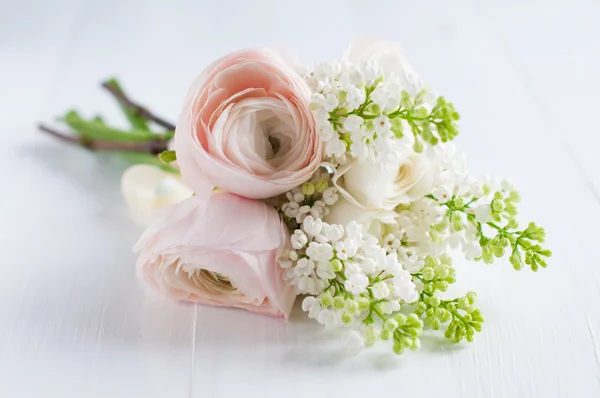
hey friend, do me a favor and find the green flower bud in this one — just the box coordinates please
[425,256,440,268]
[429,297,441,308]
[492,199,505,213]
[369,103,382,115]
[457,297,469,310]
[314,179,328,193]
[422,267,436,281]
[384,319,399,331]
[440,254,453,266]
[320,291,333,306]
[435,264,449,279]
[510,251,523,270]
[380,329,391,341]
[509,190,521,203]
[434,281,449,292]
[364,325,379,344]
[332,296,345,310]
[407,313,421,325]
[341,312,353,324]
[345,299,359,314]
[430,318,441,330]
[453,197,465,208]
[356,297,370,311]
[330,259,343,272]
[410,338,422,351]
[466,291,477,304]
[394,314,407,326]
[413,138,423,153]
[392,343,405,355]
[301,182,315,196]
[434,307,446,319]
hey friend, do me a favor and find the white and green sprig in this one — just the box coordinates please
[279,59,551,356]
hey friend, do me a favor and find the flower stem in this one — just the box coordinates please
[38,124,169,154]
[101,79,176,131]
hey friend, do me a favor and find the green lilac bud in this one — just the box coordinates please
[392,343,405,355]
[394,314,407,326]
[345,299,359,314]
[332,296,345,310]
[369,103,381,115]
[453,197,465,208]
[440,254,453,266]
[330,259,343,272]
[428,297,441,307]
[410,338,422,351]
[466,291,477,304]
[423,283,435,294]
[407,313,422,326]
[380,329,392,341]
[457,297,469,310]
[314,179,328,193]
[413,138,423,153]
[425,256,440,268]
[435,264,449,279]
[492,199,505,213]
[384,319,399,331]
[320,291,333,306]
[341,312,353,324]
[510,251,523,270]
[364,325,379,344]
[301,182,315,196]
[430,318,441,330]
[509,190,521,202]
[356,297,370,311]
[422,267,436,281]
[434,281,449,291]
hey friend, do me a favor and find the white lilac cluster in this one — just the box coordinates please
[305,61,417,165]
[281,216,418,330]
[277,57,549,356]
[279,167,339,225]
[390,145,489,261]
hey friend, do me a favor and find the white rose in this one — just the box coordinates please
[325,155,435,236]
[324,195,395,238]
[335,154,435,211]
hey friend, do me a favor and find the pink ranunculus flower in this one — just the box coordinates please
[175,48,322,199]
[134,192,296,318]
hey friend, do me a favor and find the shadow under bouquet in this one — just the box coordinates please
[40,37,551,355]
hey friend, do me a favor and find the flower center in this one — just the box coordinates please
[193,269,237,293]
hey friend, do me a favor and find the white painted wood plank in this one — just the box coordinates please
[472,0,600,194]
[0,1,196,397]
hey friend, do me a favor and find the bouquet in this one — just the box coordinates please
[40,37,551,356]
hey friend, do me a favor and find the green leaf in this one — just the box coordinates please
[61,110,156,142]
[119,151,180,174]
[158,150,177,163]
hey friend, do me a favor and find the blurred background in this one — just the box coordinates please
[1,0,599,397]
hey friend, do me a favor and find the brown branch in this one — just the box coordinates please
[101,81,177,131]
[38,124,169,155]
